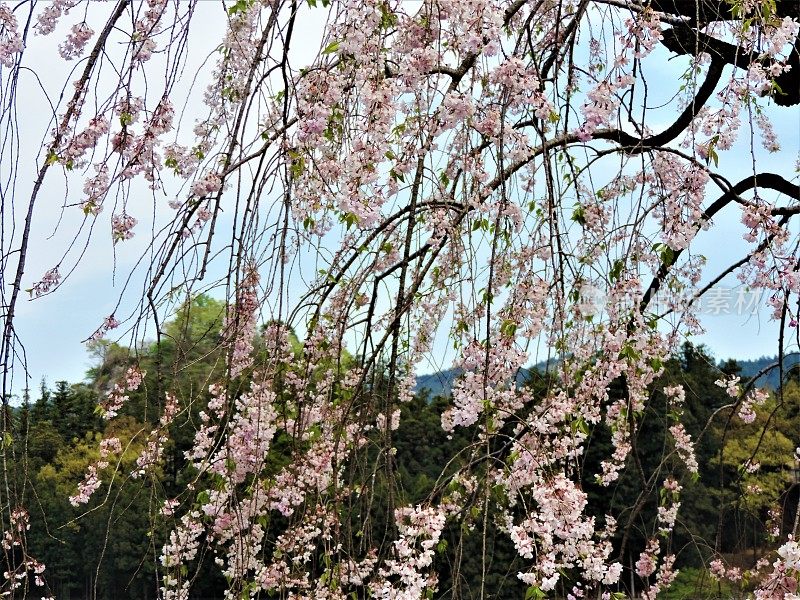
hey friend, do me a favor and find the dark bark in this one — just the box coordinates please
[657,17,800,106]
[651,0,799,24]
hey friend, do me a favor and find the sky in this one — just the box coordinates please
[4,2,799,401]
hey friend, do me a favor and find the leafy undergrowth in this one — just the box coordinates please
[659,568,736,600]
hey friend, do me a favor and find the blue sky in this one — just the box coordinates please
[6,3,799,400]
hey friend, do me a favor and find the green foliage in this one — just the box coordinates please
[14,323,800,600]
[658,567,734,599]
[719,394,794,511]
[27,416,156,599]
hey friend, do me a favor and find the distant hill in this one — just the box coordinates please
[414,353,800,398]
[414,359,557,398]
[732,353,800,389]
[414,368,462,398]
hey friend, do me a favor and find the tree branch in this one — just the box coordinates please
[640,173,800,313]
[660,25,800,106]
[594,55,725,150]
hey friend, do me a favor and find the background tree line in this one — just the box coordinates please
[7,295,800,600]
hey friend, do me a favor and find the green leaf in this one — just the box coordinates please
[322,40,340,55]
[500,319,517,338]
[526,586,546,600]
[708,146,719,168]
[341,212,358,229]
[471,217,489,232]
[290,155,304,178]
[652,243,674,266]
[572,417,589,436]
[619,343,641,362]
[227,0,253,15]
[571,205,586,226]
[379,2,397,29]
[609,259,624,282]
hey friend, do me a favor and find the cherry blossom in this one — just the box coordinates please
[2,0,799,597]
[58,22,93,60]
[0,3,22,67]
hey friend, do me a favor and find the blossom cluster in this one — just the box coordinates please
[222,265,260,377]
[68,436,122,506]
[98,366,145,419]
[133,392,179,477]
[0,3,22,67]
[58,22,93,60]
[34,0,77,36]
[371,506,448,598]
[88,313,122,342]
[30,267,61,298]
[0,508,49,593]
[111,212,137,242]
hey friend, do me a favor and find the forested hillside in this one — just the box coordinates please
[416,355,800,398]
[12,297,800,599]
[735,354,800,390]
